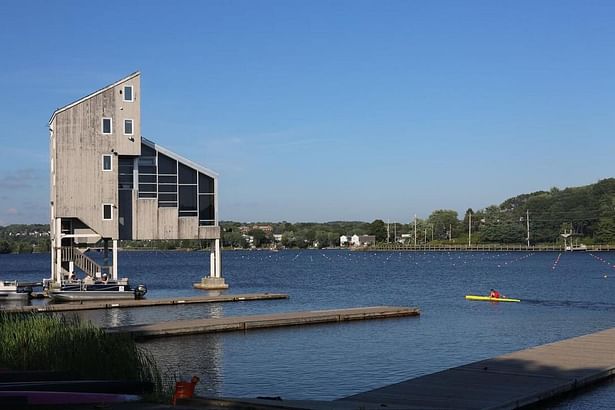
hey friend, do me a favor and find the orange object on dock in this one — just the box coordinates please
[172,375,199,405]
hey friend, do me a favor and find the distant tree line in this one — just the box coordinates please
[2,178,615,252]
[0,224,50,254]
[220,220,388,249]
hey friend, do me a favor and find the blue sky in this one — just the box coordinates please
[1,0,614,225]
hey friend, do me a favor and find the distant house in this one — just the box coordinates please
[273,234,283,242]
[340,235,349,246]
[239,224,273,234]
[349,234,376,247]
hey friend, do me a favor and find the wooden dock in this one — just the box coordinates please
[1,293,288,313]
[185,326,615,409]
[108,306,419,340]
[337,326,615,409]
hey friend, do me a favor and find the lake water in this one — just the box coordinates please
[2,249,615,408]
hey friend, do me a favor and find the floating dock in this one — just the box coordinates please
[174,326,615,409]
[108,306,419,340]
[338,326,615,409]
[1,293,288,313]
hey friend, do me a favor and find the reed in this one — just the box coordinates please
[0,312,167,399]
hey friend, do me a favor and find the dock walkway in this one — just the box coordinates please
[108,306,419,340]
[175,327,615,409]
[338,326,615,409]
[1,293,288,313]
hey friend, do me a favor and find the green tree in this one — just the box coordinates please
[222,230,247,248]
[0,240,11,254]
[595,217,615,243]
[248,229,269,247]
[368,219,387,242]
[428,210,460,240]
[17,243,33,254]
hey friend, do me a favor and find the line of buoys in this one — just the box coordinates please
[588,253,615,269]
[552,252,562,270]
[497,253,535,268]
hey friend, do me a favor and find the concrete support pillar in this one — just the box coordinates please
[112,239,118,280]
[209,243,216,277]
[55,218,62,285]
[103,239,109,276]
[194,238,228,290]
[215,239,221,278]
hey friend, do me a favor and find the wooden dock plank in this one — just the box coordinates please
[1,293,288,313]
[339,327,615,409]
[107,306,420,339]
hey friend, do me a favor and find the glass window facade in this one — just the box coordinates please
[138,144,157,198]
[135,143,215,225]
[118,158,134,189]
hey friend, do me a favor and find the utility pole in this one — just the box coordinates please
[386,219,390,243]
[414,214,417,246]
[430,224,434,242]
[449,224,452,241]
[468,212,472,246]
[394,223,397,243]
[526,209,530,247]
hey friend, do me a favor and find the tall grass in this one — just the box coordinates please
[0,312,168,399]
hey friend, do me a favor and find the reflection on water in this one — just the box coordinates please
[2,250,615,404]
[143,333,224,396]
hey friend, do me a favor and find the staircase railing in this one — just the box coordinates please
[61,247,102,278]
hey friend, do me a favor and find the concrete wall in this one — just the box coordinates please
[52,74,141,239]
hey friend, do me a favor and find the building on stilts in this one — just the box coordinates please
[48,71,226,298]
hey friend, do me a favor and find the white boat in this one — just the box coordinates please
[0,280,32,301]
[47,278,147,303]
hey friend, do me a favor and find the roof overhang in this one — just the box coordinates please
[142,137,219,178]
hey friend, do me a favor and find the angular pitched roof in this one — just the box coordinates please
[142,137,219,178]
[49,71,140,125]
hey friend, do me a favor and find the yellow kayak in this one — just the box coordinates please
[465,295,521,303]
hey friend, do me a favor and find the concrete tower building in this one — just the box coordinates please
[48,72,226,290]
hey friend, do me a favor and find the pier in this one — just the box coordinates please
[1,293,288,313]
[338,326,615,409]
[107,306,419,340]
[174,326,615,409]
[367,244,615,252]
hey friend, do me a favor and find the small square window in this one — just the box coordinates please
[123,85,133,102]
[102,118,112,134]
[124,119,133,135]
[102,204,113,220]
[102,155,112,171]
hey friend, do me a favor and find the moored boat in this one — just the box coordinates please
[46,279,147,302]
[0,280,32,301]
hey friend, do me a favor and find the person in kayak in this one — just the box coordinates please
[489,289,501,298]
